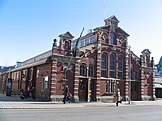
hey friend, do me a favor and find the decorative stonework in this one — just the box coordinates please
[96,30,102,100]
[73,59,80,102]
[50,59,57,96]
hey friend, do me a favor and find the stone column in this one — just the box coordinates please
[96,31,102,101]
[87,78,91,102]
[140,55,145,100]
[73,59,80,102]
[125,47,130,100]
[151,57,156,100]
[50,58,57,99]
[125,46,131,100]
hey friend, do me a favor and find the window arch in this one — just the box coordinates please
[110,53,116,78]
[110,32,115,45]
[88,65,94,77]
[80,64,87,76]
[103,33,109,44]
[106,81,116,93]
[64,41,70,50]
[101,53,107,77]
[118,55,123,79]
[89,57,95,77]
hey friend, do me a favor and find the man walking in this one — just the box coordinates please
[63,85,69,104]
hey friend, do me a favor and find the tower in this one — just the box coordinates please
[58,31,74,56]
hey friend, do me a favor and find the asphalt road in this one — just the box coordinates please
[0,105,162,121]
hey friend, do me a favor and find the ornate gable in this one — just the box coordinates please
[59,31,74,39]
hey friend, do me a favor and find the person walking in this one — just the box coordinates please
[116,88,122,106]
[30,86,36,100]
[63,85,69,104]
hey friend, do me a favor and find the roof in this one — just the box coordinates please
[94,25,110,31]
[59,31,74,38]
[94,25,129,37]
[104,15,120,23]
[141,49,151,54]
[116,27,129,36]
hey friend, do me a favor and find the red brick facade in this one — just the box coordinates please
[0,16,156,102]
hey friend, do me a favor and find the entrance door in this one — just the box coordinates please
[90,79,96,101]
[79,79,88,101]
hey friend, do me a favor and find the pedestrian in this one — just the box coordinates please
[20,89,25,99]
[26,86,30,97]
[63,85,69,104]
[67,91,74,102]
[116,88,122,106]
[30,86,35,100]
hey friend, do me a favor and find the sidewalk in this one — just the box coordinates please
[0,93,162,109]
[0,100,162,109]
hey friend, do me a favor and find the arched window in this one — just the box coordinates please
[106,80,116,93]
[110,53,116,78]
[89,57,95,77]
[80,64,87,76]
[103,33,109,44]
[110,32,115,45]
[101,54,107,77]
[88,66,94,77]
[118,56,123,79]
[64,41,70,55]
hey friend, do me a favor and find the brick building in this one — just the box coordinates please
[0,16,156,102]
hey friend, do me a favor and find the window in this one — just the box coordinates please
[111,81,115,92]
[110,32,115,45]
[80,36,95,47]
[110,54,116,78]
[42,76,48,90]
[103,33,109,43]
[88,66,94,77]
[134,71,138,80]
[80,40,85,47]
[90,36,95,43]
[132,71,138,80]
[106,81,116,93]
[101,54,107,77]
[80,64,87,76]
[118,56,123,79]
[106,82,110,93]
[85,38,89,45]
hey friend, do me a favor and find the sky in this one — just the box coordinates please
[0,0,162,66]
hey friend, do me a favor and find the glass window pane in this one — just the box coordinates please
[101,54,107,77]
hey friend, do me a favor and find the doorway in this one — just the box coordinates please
[90,79,96,101]
[78,79,88,101]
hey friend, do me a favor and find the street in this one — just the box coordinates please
[0,105,162,121]
[0,94,162,121]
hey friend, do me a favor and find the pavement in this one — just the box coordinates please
[0,93,162,109]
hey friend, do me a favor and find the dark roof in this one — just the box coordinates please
[59,31,74,38]
[94,25,110,31]
[116,27,129,36]
[107,15,119,22]
[0,66,15,73]
[94,25,129,37]
[141,49,151,54]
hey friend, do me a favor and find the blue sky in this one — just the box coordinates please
[0,0,162,66]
